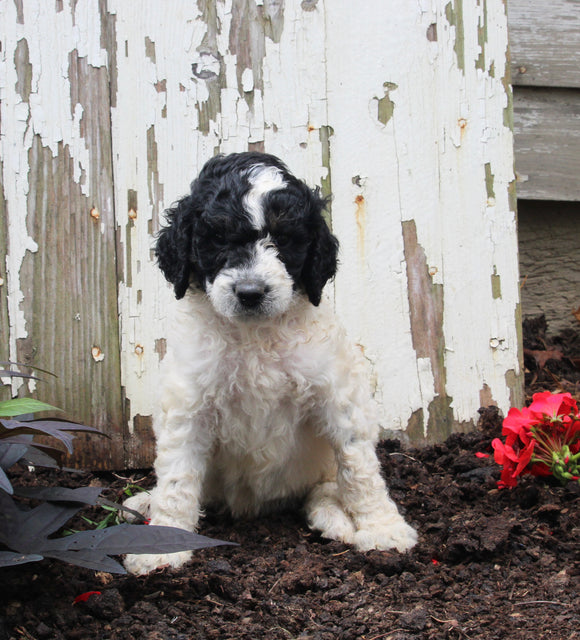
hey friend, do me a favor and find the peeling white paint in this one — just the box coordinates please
[327,0,520,434]
[0,0,108,371]
[109,0,332,427]
[2,0,521,443]
[241,68,254,92]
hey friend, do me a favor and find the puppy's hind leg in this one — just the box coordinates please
[305,481,356,545]
[336,438,417,553]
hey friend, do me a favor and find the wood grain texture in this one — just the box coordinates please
[0,158,10,403]
[508,0,580,88]
[1,2,125,469]
[513,88,580,201]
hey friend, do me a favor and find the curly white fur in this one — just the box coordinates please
[124,291,417,575]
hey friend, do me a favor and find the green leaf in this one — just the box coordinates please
[0,398,61,418]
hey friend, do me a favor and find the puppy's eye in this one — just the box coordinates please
[209,232,227,246]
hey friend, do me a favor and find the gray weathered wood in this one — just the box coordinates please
[513,88,580,201]
[509,0,580,88]
[8,20,127,469]
[0,171,9,403]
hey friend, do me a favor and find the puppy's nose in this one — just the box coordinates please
[235,281,267,308]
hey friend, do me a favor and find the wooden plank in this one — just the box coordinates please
[0,162,10,403]
[2,2,126,469]
[513,88,580,201]
[326,0,523,441]
[109,0,521,446]
[508,0,580,88]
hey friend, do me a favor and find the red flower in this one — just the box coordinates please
[490,392,580,489]
[492,436,535,488]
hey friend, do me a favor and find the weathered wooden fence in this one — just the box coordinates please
[0,0,523,469]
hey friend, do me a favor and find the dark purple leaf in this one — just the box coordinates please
[0,361,56,378]
[97,496,148,523]
[0,551,44,568]
[41,550,126,574]
[0,437,33,470]
[0,370,41,381]
[42,523,235,555]
[0,490,25,543]
[0,419,102,454]
[0,500,84,551]
[0,490,235,575]
[0,467,13,494]
[15,486,103,505]
[0,437,66,469]
[21,446,64,468]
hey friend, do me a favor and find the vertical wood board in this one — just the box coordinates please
[326,0,522,441]
[109,0,332,465]
[518,202,580,337]
[0,1,124,467]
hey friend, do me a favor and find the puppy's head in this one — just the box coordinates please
[156,152,339,319]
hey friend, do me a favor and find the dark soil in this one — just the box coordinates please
[2,406,579,640]
[523,314,580,399]
[1,316,579,640]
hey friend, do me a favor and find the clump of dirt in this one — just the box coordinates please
[1,407,579,640]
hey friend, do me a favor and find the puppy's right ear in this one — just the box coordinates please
[155,195,198,299]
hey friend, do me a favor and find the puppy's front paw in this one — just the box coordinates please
[124,550,193,575]
[122,491,151,523]
[353,518,418,553]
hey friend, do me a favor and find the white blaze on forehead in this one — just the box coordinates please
[243,164,286,229]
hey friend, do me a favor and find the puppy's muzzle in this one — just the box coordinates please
[234,279,270,309]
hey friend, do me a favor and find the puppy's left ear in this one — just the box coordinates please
[155,194,198,299]
[302,191,339,306]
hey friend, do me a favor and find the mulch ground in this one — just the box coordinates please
[1,315,579,640]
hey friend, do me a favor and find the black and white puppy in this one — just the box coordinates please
[124,152,417,574]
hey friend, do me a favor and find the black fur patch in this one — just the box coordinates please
[155,152,339,305]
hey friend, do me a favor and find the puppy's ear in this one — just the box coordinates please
[302,192,339,306]
[155,195,198,299]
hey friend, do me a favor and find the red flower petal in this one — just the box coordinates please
[475,452,490,458]
[529,391,577,420]
[73,591,101,604]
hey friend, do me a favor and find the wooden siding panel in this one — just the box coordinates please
[110,0,331,466]
[326,0,523,441]
[1,2,124,469]
[0,159,9,403]
[508,0,580,89]
[513,88,580,201]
